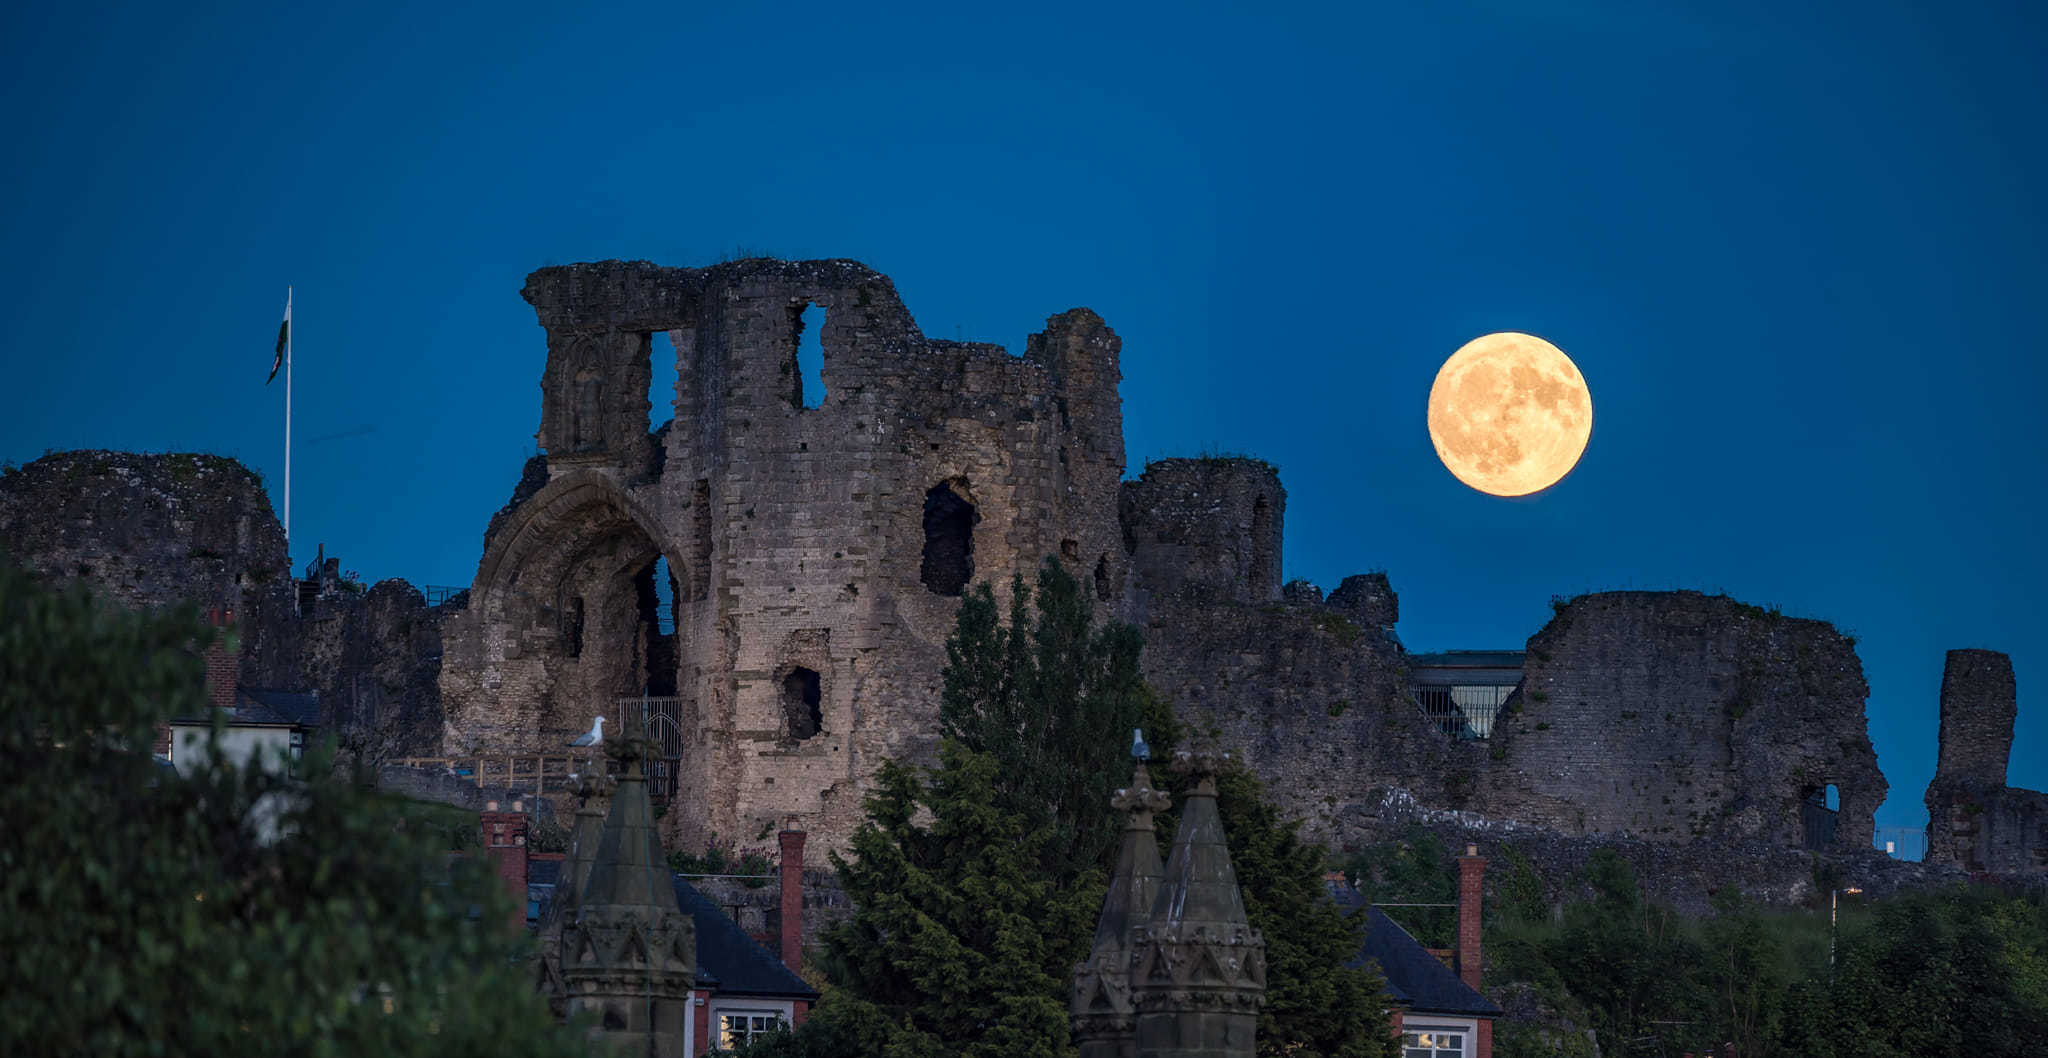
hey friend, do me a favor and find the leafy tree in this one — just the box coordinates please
[1779,884,2048,1057]
[0,560,581,1056]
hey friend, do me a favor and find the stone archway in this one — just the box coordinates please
[448,472,694,753]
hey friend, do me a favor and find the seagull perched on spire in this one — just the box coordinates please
[569,716,606,747]
[1131,727,1150,761]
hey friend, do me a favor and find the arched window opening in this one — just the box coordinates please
[1094,555,1113,602]
[1249,495,1275,598]
[790,302,826,409]
[1060,538,1080,563]
[783,667,822,740]
[921,482,976,596]
[1802,783,1840,850]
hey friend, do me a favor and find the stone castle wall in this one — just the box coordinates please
[1926,650,2046,875]
[5,260,1956,878]
[440,259,1128,849]
[1480,592,1883,852]
[0,450,448,761]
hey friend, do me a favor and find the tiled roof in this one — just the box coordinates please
[1345,906,1502,1019]
[672,876,817,1000]
[235,687,321,727]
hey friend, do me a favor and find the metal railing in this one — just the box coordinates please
[395,754,590,796]
[1412,686,1502,740]
[1875,825,1926,861]
[617,695,686,803]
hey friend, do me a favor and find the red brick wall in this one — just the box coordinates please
[1457,846,1485,992]
[480,807,528,931]
[778,830,806,973]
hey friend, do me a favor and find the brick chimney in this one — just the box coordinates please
[203,606,237,714]
[481,800,530,932]
[1456,843,1485,992]
[778,829,805,974]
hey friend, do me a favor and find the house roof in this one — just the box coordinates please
[235,688,321,727]
[672,876,818,1001]
[1327,882,1501,1019]
[171,687,320,727]
[1347,907,1502,1018]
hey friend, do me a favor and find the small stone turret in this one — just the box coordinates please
[1130,750,1265,1058]
[1073,744,1173,1058]
[557,742,696,1055]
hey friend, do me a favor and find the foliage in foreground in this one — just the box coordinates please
[1356,825,2048,1057]
[743,559,1396,1058]
[0,561,582,1056]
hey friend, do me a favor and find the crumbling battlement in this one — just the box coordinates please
[1118,457,1284,616]
[1925,650,2046,875]
[0,451,448,761]
[0,450,298,685]
[441,258,1129,850]
[1482,592,1885,852]
[5,261,1937,880]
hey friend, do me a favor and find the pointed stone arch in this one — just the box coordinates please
[454,470,697,747]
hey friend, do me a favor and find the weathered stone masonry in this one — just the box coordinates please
[1925,649,2047,875]
[5,260,1935,883]
[440,259,1128,850]
[436,258,1903,861]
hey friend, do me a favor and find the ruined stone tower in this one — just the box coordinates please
[441,259,1127,849]
[1926,649,2046,874]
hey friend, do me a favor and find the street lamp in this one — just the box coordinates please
[1830,886,1863,971]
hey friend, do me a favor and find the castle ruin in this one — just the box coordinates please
[434,258,1900,861]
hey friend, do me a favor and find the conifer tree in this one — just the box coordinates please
[748,558,1394,1057]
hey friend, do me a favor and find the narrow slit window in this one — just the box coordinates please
[791,303,826,409]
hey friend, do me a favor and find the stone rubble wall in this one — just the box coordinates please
[442,259,1126,852]
[1484,591,1884,852]
[0,450,448,762]
[1926,649,2046,875]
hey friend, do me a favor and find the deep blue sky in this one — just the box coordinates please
[4,2,2042,834]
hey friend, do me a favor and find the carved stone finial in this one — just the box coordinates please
[1169,747,1231,795]
[1111,760,1172,830]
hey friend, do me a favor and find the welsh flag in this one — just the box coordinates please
[267,291,290,384]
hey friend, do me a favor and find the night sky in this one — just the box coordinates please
[4,2,2042,835]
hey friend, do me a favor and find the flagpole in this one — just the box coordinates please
[285,286,292,562]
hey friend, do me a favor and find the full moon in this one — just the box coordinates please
[1426,332,1592,497]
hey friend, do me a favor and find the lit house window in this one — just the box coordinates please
[719,1010,787,1049]
[1404,1025,1466,1058]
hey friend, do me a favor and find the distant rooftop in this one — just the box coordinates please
[1407,651,1525,670]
